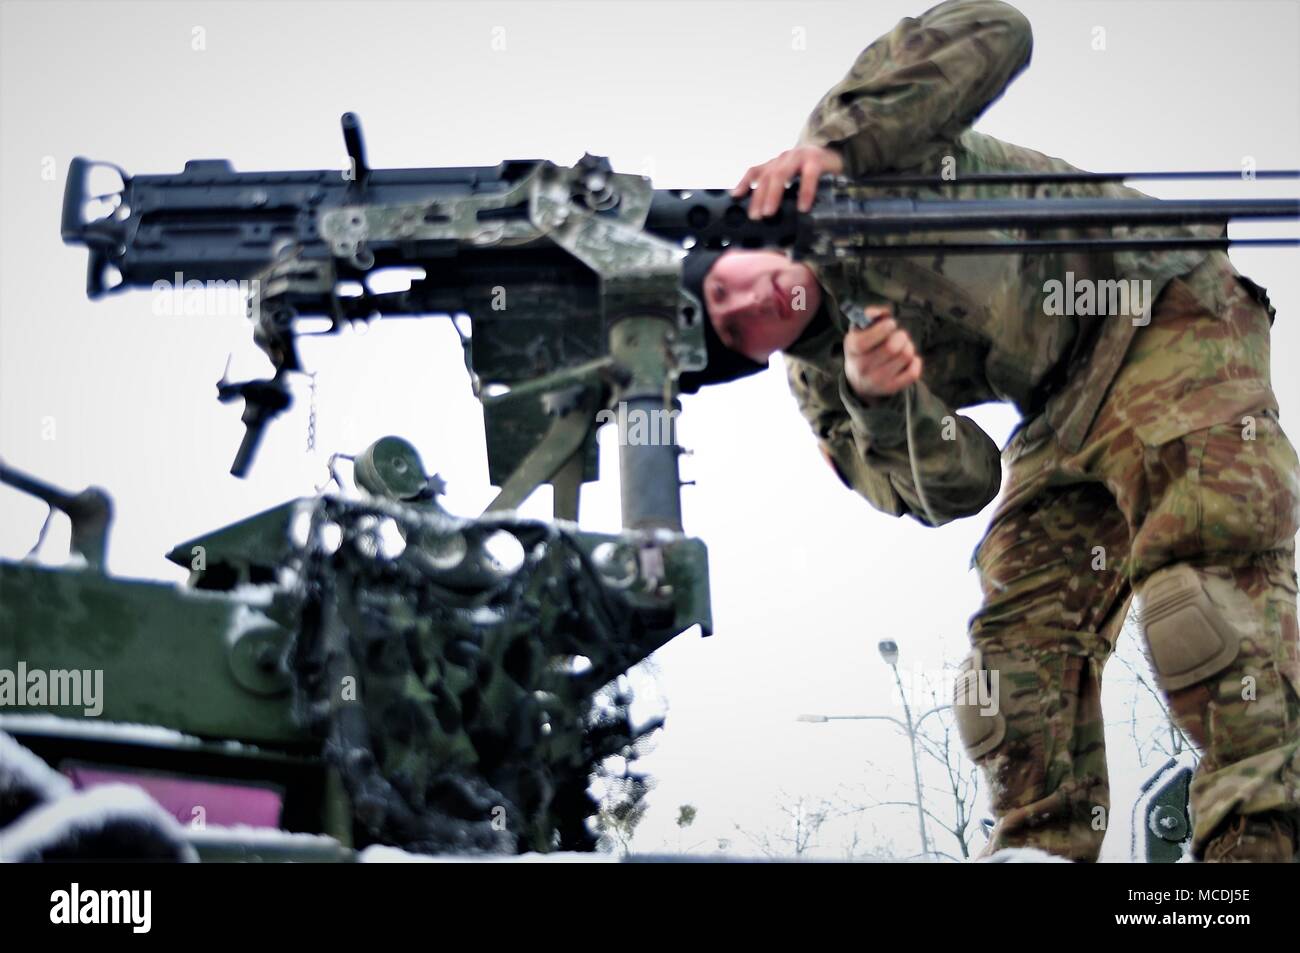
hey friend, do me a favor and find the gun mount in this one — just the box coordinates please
[1,435,710,857]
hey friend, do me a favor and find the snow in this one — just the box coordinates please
[0,729,72,802]
[0,713,271,756]
[222,601,279,648]
[188,825,343,847]
[359,845,618,863]
[0,782,197,862]
[977,847,1072,863]
[185,825,352,861]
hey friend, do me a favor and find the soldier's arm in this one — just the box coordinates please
[796,0,1033,174]
[787,357,1002,526]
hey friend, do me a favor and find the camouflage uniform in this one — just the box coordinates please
[782,0,1300,860]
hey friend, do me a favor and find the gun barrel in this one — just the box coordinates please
[851,168,1300,188]
[835,236,1300,257]
[811,196,1300,236]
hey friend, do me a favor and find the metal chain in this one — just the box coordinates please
[306,372,318,453]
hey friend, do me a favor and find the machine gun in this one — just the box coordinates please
[61,114,1299,516]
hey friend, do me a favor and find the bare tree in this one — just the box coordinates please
[734,792,835,859]
[910,705,983,859]
[840,676,985,861]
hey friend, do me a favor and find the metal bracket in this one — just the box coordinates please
[0,459,113,571]
[483,386,601,516]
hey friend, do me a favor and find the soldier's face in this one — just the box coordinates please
[702,250,822,362]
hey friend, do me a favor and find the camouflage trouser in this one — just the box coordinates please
[958,252,1300,861]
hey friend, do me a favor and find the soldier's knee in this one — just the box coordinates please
[955,630,1111,815]
[1137,564,1240,694]
[1137,561,1300,757]
[953,648,1006,760]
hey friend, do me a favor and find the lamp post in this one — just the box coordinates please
[879,639,929,859]
[797,639,947,860]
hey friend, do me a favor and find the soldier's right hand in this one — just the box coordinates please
[843,309,923,400]
[732,144,845,219]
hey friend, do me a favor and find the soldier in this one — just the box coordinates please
[682,0,1300,861]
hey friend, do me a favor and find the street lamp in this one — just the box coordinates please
[877,640,931,859]
[798,639,944,860]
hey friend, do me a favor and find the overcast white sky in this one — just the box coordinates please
[2,0,1298,860]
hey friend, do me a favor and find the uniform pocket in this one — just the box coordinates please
[1134,410,1300,568]
[1196,415,1300,554]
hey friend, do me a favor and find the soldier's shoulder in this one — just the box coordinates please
[956,130,1078,174]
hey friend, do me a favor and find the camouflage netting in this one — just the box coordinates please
[285,496,671,854]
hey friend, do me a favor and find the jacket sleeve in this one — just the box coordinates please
[796,0,1033,175]
[786,354,1002,527]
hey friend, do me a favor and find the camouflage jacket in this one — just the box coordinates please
[783,0,1237,525]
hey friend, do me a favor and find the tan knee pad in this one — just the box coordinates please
[1138,565,1241,692]
[954,648,1006,759]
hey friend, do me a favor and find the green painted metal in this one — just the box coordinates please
[0,561,304,744]
[354,436,431,501]
[166,501,298,590]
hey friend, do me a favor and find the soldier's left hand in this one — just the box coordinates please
[732,145,845,220]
